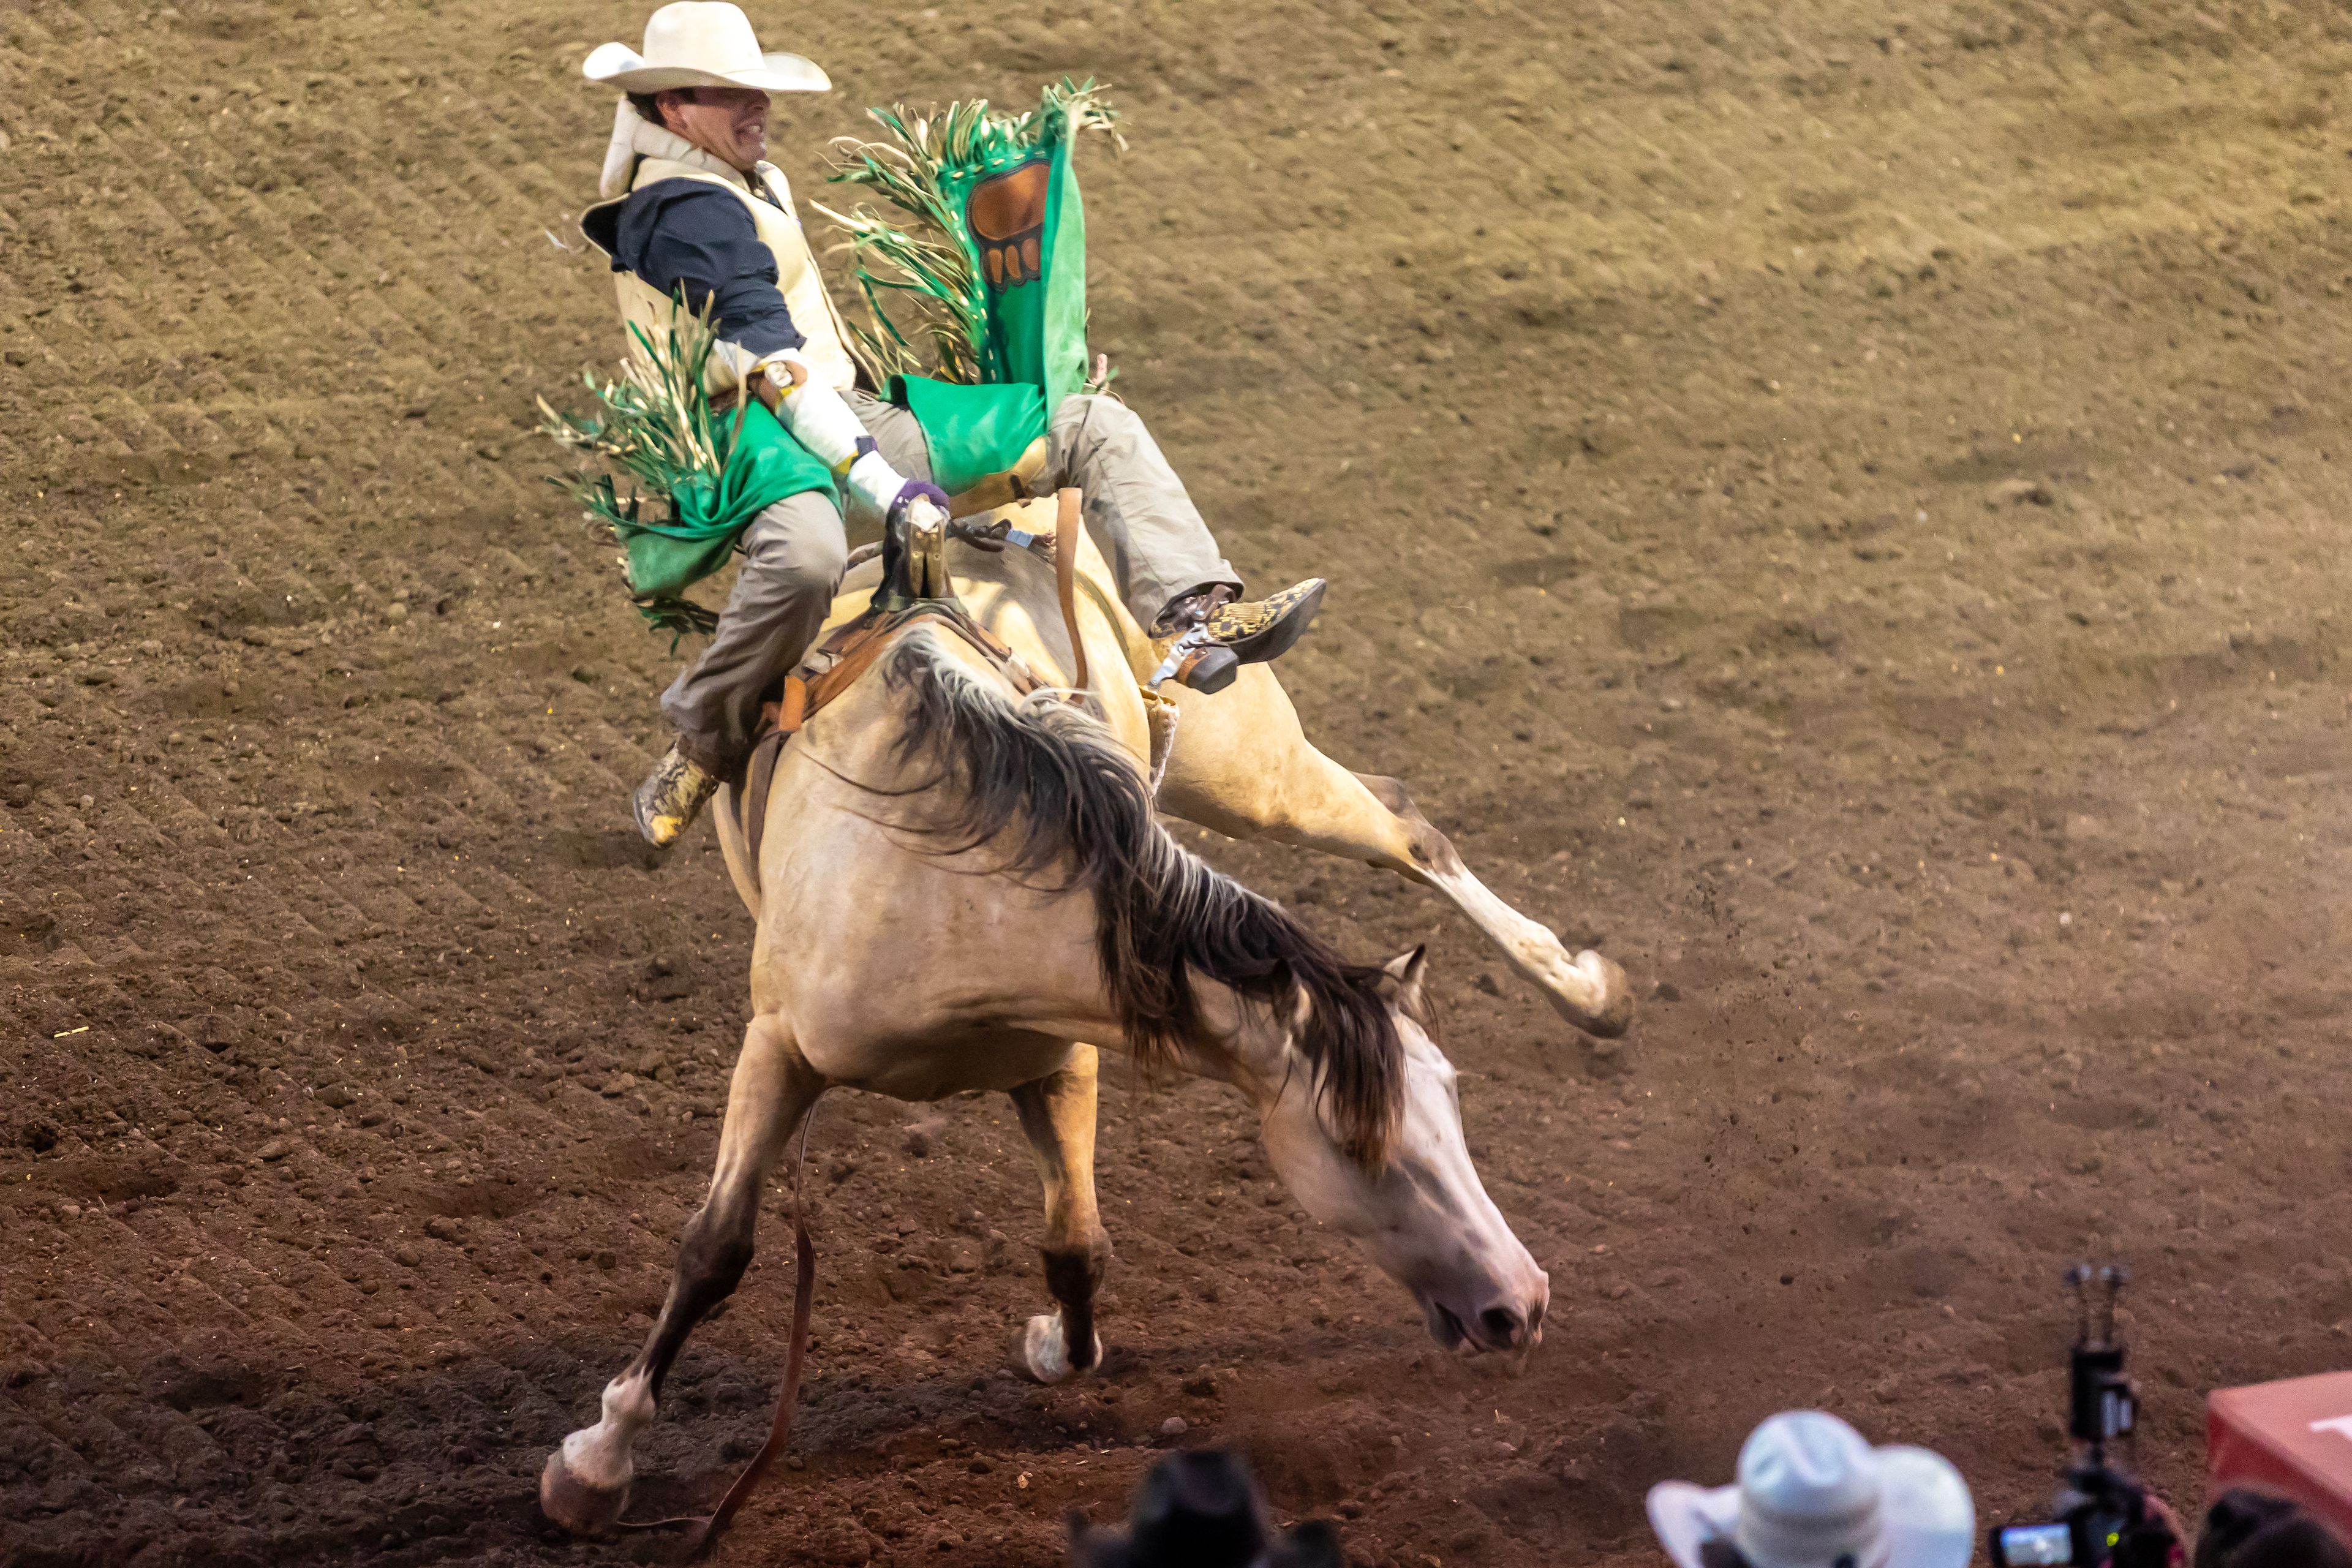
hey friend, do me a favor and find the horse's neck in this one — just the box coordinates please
[1154,978,1293,1097]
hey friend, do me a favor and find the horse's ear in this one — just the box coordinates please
[1380,945,1428,1011]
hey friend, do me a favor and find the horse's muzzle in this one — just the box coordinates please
[1422,1284,1545,1355]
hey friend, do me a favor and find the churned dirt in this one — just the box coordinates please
[6,1,2352,1564]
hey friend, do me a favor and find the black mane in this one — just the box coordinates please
[874,630,1404,1166]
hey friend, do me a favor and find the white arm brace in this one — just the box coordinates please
[753,350,919,518]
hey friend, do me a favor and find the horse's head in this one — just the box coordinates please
[1253,948,1548,1357]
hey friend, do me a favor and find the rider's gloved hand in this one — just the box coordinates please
[888,478,951,529]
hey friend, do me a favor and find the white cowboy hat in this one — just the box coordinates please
[1647,1412,1976,1568]
[583,2,829,94]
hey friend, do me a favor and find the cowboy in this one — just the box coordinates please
[579,2,1326,846]
[1646,1411,1975,1568]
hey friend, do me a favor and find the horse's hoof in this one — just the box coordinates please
[1011,1314,1103,1384]
[540,1446,632,1537]
[1570,948,1633,1039]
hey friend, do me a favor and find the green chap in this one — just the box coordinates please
[611,399,835,606]
[891,375,1046,496]
[832,82,1118,486]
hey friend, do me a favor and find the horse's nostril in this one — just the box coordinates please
[1479,1306,1525,1346]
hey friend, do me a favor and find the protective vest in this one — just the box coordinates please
[589,156,859,398]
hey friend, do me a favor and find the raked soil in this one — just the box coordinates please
[4,1,2351,1564]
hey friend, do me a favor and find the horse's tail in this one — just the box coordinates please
[880,627,1403,1166]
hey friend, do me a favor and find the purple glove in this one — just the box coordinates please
[886,479,952,527]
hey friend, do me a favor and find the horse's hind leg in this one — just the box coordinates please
[1007,1045,1110,1384]
[1352,772,1632,1037]
[1155,667,1630,1036]
[540,1014,825,1536]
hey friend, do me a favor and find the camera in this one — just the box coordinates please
[1990,1265,2180,1568]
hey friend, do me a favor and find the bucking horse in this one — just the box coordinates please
[540,498,1630,1536]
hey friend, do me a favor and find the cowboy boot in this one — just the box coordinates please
[1149,579,1327,695]
[631,742,718,848]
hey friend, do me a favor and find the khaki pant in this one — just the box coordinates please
[662,392,1238,770]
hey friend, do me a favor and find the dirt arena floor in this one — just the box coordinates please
[6,1,2352,1563]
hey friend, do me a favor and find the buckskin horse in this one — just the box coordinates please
[540,505,1598,1535]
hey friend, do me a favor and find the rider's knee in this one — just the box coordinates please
[1052,391,1142,451]
[742,520,849,597]
[747,555,847,605]
[793,533,852,594]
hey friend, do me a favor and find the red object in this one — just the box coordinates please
[2208,1371,2352,1545]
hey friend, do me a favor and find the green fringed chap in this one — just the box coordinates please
[823,80,1120,477]
[614,397,834,603]
[539,306,835,638]
[890,375,1046,496]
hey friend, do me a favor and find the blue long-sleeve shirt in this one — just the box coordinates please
[590,178,804,357]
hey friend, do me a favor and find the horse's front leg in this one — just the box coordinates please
[1006,1044,1111,1384]
[540,1014,826,1536]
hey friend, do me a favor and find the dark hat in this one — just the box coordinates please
[2199,1490,2352,1568]
[1067,1451,1344,1568]
[2235,1518,2352,1568]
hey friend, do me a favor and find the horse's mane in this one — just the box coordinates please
[875,628,1404,1167]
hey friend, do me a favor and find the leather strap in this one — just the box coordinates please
[775,673,809,735]
[681,1117,816,1559]
[619,1109,820,1559]
[1143,687,1180,797]
[787,603,1022,739]
[741,726,791,870]
[798,616,916,720]
[1054,487,1087,696]
[946,435,1052,520]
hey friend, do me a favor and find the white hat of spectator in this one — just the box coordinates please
[584,3,831,95]
[1646,1411,1975,1568]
